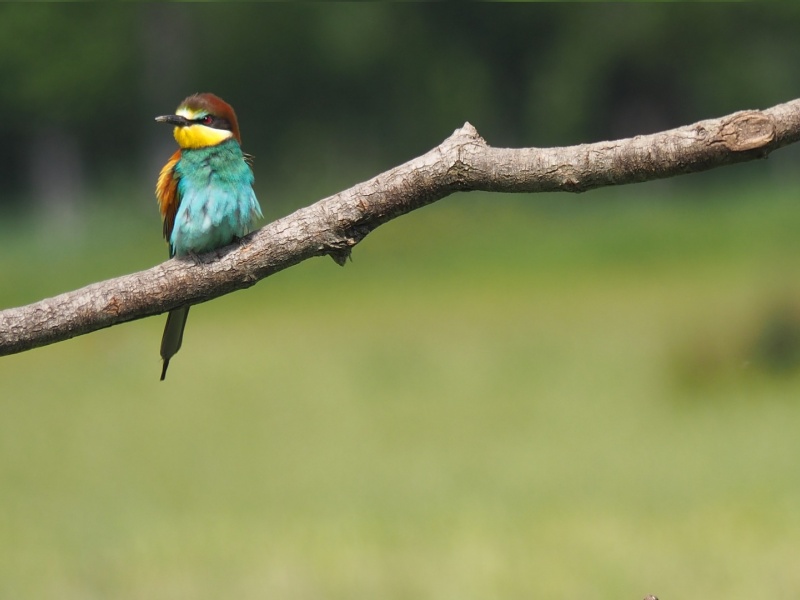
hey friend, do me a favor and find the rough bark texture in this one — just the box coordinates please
[3,98,800,356]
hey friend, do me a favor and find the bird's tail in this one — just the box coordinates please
[160,306,190,380]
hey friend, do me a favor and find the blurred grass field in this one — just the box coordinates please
[2,179,800,599]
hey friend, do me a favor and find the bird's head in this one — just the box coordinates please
[155,93,242,149]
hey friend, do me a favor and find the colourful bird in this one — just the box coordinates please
[155,93,262,380]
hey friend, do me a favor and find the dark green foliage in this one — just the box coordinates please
[1,5,800,208]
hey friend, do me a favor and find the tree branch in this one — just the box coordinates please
[3,98,800,356]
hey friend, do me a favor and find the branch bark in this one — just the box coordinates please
[3,98,800,356]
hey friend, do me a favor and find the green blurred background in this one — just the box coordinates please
[3,4,800,599]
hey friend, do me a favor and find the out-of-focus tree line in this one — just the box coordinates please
[1,4,799,222]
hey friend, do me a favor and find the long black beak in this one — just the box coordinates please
[155,114,190,127]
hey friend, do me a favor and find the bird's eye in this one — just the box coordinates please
[201,115,213,125]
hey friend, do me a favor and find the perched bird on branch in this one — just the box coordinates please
[155,93,262,380]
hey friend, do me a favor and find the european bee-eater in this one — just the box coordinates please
[155,93,262,380]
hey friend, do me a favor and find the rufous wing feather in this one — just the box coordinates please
[156,150,182,246]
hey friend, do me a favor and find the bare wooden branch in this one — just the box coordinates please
[3,98,800,356]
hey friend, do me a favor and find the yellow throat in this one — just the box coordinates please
[172,107,234,149]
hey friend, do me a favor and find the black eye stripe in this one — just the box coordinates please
[194,115,232,131]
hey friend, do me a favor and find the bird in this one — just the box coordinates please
[154,93,262,380]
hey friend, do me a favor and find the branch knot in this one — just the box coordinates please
[718,111,776,152]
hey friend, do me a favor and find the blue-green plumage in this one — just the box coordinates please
[155,92,262,380]
[171,138,262,257]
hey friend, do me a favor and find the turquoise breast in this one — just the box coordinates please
[171,138,262,257]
